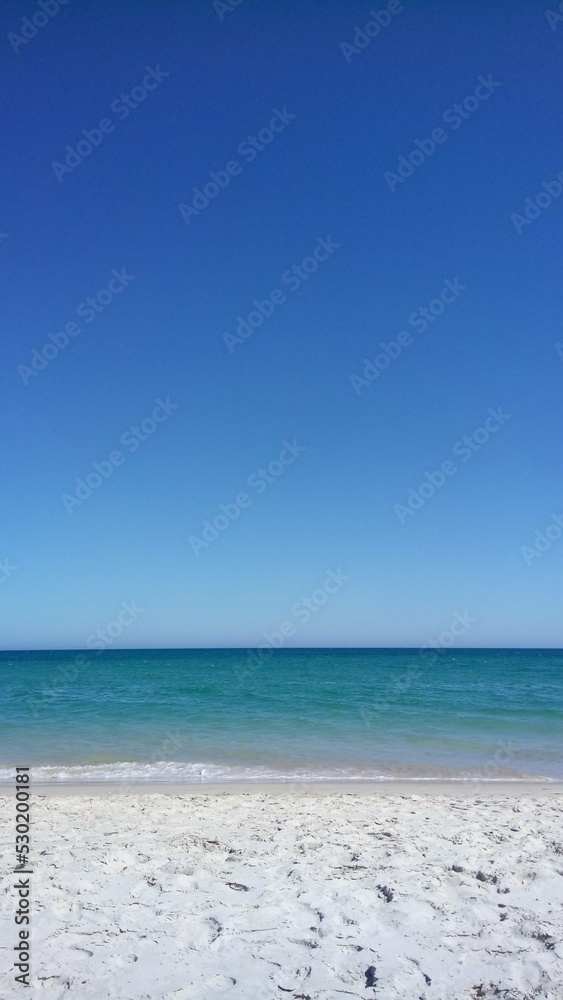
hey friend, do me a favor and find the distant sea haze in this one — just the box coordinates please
[1,649,561,784]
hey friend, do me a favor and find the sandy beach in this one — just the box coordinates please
[1,787,562,999]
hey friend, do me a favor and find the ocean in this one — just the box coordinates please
[1,648,561,784]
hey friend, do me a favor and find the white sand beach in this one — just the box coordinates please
[1,787,563,999]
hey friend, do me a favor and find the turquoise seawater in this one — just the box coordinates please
[1,648,562,783]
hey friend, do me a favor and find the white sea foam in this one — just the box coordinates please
[0,759,553,784]
[0,761,389,784]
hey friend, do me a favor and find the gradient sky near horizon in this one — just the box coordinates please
[2,0,562,650]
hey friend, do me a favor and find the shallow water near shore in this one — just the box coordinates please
[1,647,562,783]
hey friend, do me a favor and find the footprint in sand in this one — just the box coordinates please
[70,945,93,958]
[50,898,83,920]
[113,953,138,966]
[203,974,236,988]
[176,917,222,950]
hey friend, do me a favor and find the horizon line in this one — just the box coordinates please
[1,646,562,654]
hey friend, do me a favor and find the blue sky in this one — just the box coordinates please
[1,0,562,649]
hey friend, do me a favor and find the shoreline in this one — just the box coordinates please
[1,777,562,796]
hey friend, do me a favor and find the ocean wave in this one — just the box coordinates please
[0,760,555,784]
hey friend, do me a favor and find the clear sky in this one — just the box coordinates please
[1,0,561,649]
